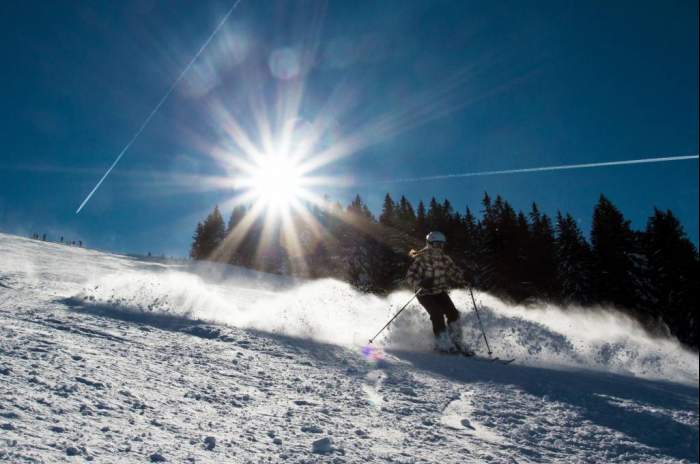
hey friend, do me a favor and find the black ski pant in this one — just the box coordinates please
[417,292,460,337]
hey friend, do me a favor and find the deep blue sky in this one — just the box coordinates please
[1,0,697,256]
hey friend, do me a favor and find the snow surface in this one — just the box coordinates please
[0,232,698,463]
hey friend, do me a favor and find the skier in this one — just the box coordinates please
[406,231,473,355]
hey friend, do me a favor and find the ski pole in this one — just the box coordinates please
[469,287,492,357]
[368,289,422,344]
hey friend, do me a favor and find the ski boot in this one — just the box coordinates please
[447,323,475,356]
[434,332,459,354]
[453,341,475,357]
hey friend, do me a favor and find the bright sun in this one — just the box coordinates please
[248,154,304,210]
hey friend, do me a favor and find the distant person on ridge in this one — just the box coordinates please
[406,231,473,355]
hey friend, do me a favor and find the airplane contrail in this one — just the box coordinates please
[76,0,243,214]
[380,154,699,184]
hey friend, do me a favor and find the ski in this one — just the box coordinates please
[436,350,515,365]
[455,348,516,365]
[463,354,515,365]
[490,357,515,365]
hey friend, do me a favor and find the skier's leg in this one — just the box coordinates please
[437,292,460,325]
[438,293,474,355]
[418,293,458,352]
[437,292,461,338]
[417,294,447,337]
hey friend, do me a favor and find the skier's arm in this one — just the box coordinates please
[445,255,467,287]
[405,258,424,290]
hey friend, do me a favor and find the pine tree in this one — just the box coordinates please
[528,203,558,299]
[396,196,416,234]
[293,200,335,278]
[347,194,374,220]
[308,239,332,278]
[590,195,640,309]
[415,201,428,239]
[643,208,699,347]
[555,212,594,304]
[426,197,442,232]
[225,206,248,264]
[479,193,497,290]
[365,237,407,293]
[480,194,530,300]
[440,202,462,253]
[442,199,454,228]
[189,205,226,261]
[379,193,397,227]
[460,207,483,286]
[514,210,533,298]
[227,206,247,233]
[210,205,226,244]
[190,222,205,259]
[343,195,378,290]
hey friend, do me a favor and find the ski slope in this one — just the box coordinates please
[0,232,697,463]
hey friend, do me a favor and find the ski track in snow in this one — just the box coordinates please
[0,232,698,463]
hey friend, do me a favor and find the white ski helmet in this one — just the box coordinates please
[426,231,446,244]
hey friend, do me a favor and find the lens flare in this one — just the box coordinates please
[361,344,385,363]
[269,47,303,80]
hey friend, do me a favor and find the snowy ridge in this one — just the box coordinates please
[1,232,698,463]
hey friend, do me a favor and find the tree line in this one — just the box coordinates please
[190,193,698,349]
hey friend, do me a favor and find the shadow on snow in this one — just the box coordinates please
[391,349,699,462]
[58,296,698,462]
[57,296,367,374]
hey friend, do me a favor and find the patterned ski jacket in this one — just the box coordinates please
[405,246,466,295]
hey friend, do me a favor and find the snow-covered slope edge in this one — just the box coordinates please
[1,232,698,463]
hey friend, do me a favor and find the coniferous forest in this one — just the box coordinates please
[190,193,699,350]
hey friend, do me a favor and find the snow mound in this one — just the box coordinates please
[68,253,697,385]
